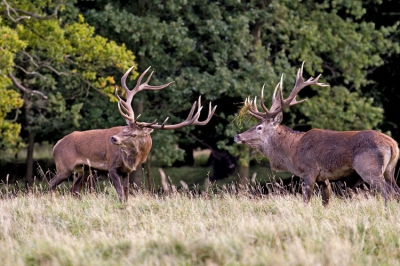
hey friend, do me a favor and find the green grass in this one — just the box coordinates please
[146,163,289,191]
[0,183,399,266]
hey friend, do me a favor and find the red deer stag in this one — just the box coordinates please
[51,66,216,202]
[234,63,400,206]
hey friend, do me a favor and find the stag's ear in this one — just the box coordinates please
[272,112,283,125]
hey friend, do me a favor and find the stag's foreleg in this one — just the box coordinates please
[109,168,124,202]
[302,175,316,205]
[122,173,130,202]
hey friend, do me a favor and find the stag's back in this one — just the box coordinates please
[295,129,398,180]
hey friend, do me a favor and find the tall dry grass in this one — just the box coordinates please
[0,183,399,266]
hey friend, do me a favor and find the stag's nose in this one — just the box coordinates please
[234,135,242,143]
[110,136,118,144]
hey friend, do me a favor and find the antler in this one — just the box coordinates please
[115,66,174,123]
[247,62,329,120]
[116,66,217,130]
[137,96,217,130]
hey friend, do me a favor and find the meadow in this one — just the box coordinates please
[0,181,399,266]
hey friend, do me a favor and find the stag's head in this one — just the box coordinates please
[110,66,217,152]
[234,63,328,150]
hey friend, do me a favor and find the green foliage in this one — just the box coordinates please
[77,0,397,168]
[298,86,384,131]
[0,26,26,154]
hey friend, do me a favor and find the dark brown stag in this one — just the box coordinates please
[234,63,400,206]
[51,66,216,202]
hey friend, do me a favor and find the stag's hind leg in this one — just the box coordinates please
[50,171,72,191]
[320,179,331,207]
[353,155,391,202]
[302,175,316,205]
[71,171,85,196]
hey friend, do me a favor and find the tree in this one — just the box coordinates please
[0,0,136,186]
[0,24,25,154]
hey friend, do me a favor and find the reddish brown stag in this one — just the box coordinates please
[234,63,400,206]
[51,66,216,202]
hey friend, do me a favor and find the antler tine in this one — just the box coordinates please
[160,117,169,128]
[120,66,151,103]
[115,86,135,122]
[269,74,284,112]
[280,61,328,109]
[272,76,282,100]
[260,85,270,113]
[140,96,216,130]
[184,98,199,121]
[248,77,284,120]
[253,96,258,112]
[141,71,175,91]
[116,66,151,123]
[245,94,268,120]
[194,101,217,126]
[117,102,133,121]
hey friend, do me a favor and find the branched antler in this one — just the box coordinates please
[246,62,329,120]
[116,66,216,130]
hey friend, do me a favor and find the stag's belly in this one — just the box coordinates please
[73,159,108,172]
[316,166,356,182]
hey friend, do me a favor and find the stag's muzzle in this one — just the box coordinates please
[110,136,120,145]
[234,135,243,143]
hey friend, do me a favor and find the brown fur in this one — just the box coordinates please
[51,125,152,202]
[235,119,400,206]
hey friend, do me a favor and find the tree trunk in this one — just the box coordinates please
[23,96,35,190]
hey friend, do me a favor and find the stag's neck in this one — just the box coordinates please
[263,125,305,172]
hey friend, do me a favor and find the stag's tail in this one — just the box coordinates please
[384,143,400,196]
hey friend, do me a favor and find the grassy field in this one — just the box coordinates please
[0,183,399,266]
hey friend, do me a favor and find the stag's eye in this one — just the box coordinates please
[256,126,263,131]
[131,134,137,138]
